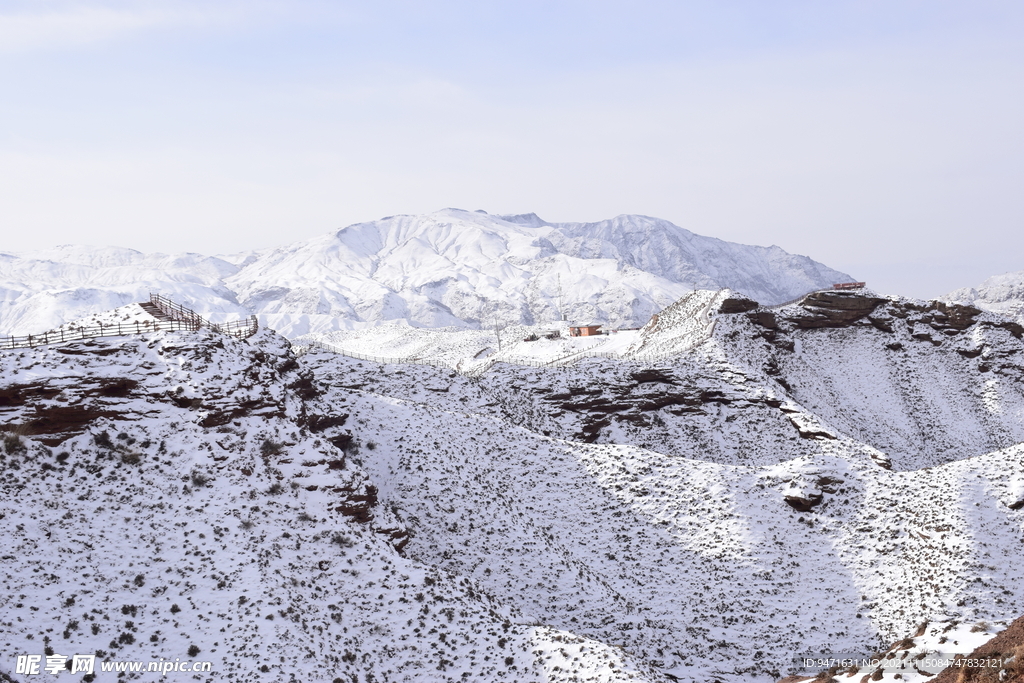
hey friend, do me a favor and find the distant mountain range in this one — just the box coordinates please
[3,208,855,336]
[946,269,1024,323]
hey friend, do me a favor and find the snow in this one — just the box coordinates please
[300,351,1024,682]
[226,210,851,336]
[1,329,660,682]
[1,305,1022,680]
[2,245,1023,682]
[291,289,726,377]
[203,289,1024,679]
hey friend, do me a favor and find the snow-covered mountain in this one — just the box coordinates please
[3,287,1023,682]
[228,209,851,334]
[0,209,852,337]
[946,270,1024,323]
[1,329,655,682]
[305,290,1024,471]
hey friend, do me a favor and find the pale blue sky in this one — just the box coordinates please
[2,1,1023,298]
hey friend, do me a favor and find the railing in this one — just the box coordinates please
[293,340,457,370]
[148,293,258,339]
[1,294,258,352]
[148,292,203,328]
[295,327,712,376]
[1,319,201,351]
[766,289,829,309]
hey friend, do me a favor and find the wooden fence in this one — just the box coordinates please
[1,293,258,351]
[294,333,710,376]
[766,288,831,309]
[2,319,200,350]
[148,293,258,339]
[293,340,458,369]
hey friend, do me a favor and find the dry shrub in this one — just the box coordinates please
[2,425,30,455]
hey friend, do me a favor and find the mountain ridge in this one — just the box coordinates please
[0,209,852,337]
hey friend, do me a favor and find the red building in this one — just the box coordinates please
[569,324,603,337]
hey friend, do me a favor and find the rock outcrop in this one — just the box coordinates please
[789,291,888,328]
[719,296,760,314]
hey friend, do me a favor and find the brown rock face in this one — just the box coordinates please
[888,300,986,335]
[0,377,144,445]
[991,320,1024,339]
[791,292,888,329]
[930,301,983,330]
[719,296,760,314]
[333,483,379,523]
[784,492,823,511]
[749,311,780,329]
[780,619,1024,683]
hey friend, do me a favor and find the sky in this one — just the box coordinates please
[1,0,1023,299]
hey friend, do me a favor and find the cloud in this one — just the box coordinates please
[0,5,163,50]
[0,1,266,52]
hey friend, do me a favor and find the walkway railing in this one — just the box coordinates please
[148,293,258,339]
[2,319,200,350]
[766,289,829,309]
[1,294,258,351]
[293,339,461,368]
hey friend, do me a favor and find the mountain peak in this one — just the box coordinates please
[498,212,550,227]
[0,210,853,337]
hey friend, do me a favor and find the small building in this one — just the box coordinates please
[832,282,866,290]
[569,324,603,337]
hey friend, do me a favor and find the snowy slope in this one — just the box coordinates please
[297,353,1024,683]
[519,213,847,304]
[946,270,1024,324]
[2,292,1024,683]
[0,209,851,337]
[714,292,1024,470]
[291,289,1024,681]
[292,288,727,377]
[0,329,657,683]
[3,290,1023,683]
